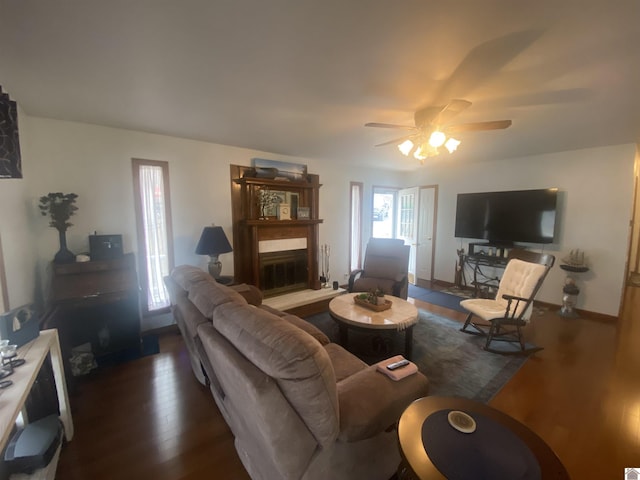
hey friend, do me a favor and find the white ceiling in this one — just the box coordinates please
[1,0,639,171]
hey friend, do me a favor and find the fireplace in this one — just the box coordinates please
[260,249,308,297]
[230,164,322,293]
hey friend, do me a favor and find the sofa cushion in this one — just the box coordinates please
[171,265,212,291]
[189,281,247,319]
[281,314,330,345]
[258,304,288,317]
[176,295,209,340]
[212,302,339,447]
[230,283,263,306]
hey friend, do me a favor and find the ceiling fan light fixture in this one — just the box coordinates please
[428,131,446,148]
[413,146,427,160]
[398,139,414,156]
[445,137,461,153]
[414,144,438,160]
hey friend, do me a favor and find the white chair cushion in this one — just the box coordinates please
[461,258,547,322]
[460,298,510,321]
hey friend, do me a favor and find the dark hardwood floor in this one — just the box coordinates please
[56,285,640,479]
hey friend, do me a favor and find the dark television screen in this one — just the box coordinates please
[454,188,558,244]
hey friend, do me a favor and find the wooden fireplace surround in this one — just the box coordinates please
[230,164,323,294]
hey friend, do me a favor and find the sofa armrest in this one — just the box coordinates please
[347,269,364,292]
[336,366,429,442]
[392,274,409,299]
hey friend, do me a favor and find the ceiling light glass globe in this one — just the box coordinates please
[428,131,446,147]
[398,139,414,156]
[445,137,461,153]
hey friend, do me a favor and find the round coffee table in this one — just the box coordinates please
[328,292,418,359]
[397,396,569,479]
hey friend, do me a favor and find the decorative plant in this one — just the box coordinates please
[38,192,78,232]
[38,192,79,263]
[370,287,385,304]
[358,288,385,305]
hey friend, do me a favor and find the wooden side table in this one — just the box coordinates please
[216,275,235,286]
[397,396,569,479]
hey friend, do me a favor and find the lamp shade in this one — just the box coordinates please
[195,226,233,256]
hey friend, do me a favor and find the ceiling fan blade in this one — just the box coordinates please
[446,119,512,133]
[432,99,472,125]
[365,122,416,130]
[374,134,415,147]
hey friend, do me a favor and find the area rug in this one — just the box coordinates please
[305,310,529,403]
[408,285,469,312]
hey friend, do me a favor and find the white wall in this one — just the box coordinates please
[315,165,406,284]
[629,149,640,273]
[406,144,636,316]
[0,105,38,311]
[8,113,635,318]
[22,116,404,300]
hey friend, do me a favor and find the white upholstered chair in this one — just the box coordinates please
[460,249,555,354]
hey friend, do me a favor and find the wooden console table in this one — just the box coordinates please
[458,254,509,298]
[0,329,73,478]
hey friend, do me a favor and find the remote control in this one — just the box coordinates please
[386,359,410,370]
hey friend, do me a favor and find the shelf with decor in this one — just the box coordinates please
[230,164,323,295]
[243,219,323,226]
[232,172,321,222]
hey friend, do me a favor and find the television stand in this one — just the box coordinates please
[468,242,513,258]
[458,252,509,298]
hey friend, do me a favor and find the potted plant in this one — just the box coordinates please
[39,192,79,263]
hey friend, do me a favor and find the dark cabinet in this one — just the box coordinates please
[42,253,141,384]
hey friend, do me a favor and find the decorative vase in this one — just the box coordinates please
[54,229,75,264]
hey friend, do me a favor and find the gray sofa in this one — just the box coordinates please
[165,265,429,480]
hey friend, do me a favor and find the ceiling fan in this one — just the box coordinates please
[365,99,512,162]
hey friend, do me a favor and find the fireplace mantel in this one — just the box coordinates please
[230,164,323,295]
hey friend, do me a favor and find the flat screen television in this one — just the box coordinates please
[454,188,558,244]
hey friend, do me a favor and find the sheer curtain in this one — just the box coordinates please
[349,182,363,272]
[139,165,170,310]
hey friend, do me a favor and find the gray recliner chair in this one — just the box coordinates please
[348,238,410,299]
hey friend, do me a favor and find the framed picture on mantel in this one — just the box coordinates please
[297,207,310,219]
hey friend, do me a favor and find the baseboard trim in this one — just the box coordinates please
[143,324,180,336]
[431,278,618,323]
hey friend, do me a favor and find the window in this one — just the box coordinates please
[132,159,174,313]
[398,190,416,239]
[372,187,397,238]
[349,182,363,272]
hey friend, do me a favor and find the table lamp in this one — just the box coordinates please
[195,225,233,279]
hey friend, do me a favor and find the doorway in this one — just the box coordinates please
[396,186,437,286]
[371,185,437,286]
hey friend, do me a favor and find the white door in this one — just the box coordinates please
[416,186,436,282]
[397,187,419,284]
